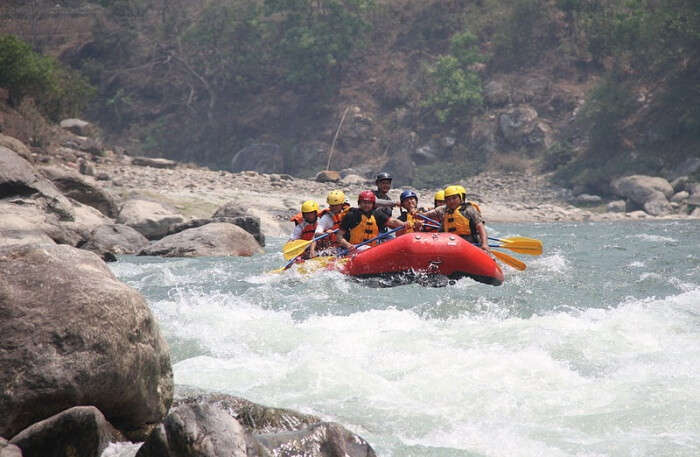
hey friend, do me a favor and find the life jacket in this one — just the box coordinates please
[290,213,317,241]
[348,212,379,245]
[443,202,479,240]
[399,212,417,233]
[317,204,350,248]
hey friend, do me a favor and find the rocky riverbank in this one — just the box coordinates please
[1,120,699,457]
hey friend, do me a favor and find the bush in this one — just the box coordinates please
[422,30,483,124]
[0,35,94,121]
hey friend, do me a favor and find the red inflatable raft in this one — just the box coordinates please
[321,232,504,286]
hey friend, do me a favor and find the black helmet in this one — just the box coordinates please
[375,172,392,182]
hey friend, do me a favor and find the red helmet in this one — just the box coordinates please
[358,190,376,204]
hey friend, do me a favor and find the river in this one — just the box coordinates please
[106,220,699,457]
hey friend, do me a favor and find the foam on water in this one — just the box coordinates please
[109,221,700,457]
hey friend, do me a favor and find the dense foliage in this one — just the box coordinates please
[0,34,94,121]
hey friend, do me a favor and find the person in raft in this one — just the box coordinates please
[288,200,319,258]
[433,189,445,208]
[420,185,489,251]
[309,190,350,258]
[397,190,421,233]
[336,190,414,253]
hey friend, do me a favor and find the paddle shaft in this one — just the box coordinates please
[278,229,339,270]
[339,225,404,256]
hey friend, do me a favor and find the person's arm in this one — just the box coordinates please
[288,223,303,242]
[476,222,489,251]
[374,197,397,209]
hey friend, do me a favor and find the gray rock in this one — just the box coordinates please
[138,393,376,457]
[59,118,96,137]
[574,193,602,204]
[643,196,673,216]
[606,200,626,213]
[499,106,539,146]
[412,144,438,165]
[170,216,265,247]
[0,134,32,162]
[136,403,263,457]
[627,210,649,219]
[0,244,173,440]
[687,192,700,207]
[315,170,341,183]
[256,422,376,457]
[139,222,263,257]
[0,438,23,457]
[690,207,700,218]
[0,146,74,221]
[441,136,456,149]
[611,175,674,205]
[81,224,149,257]
[9,406,123,457]
[117,199,185,240]
[484,80,509,106]
[40,166,119,218]
[131,157,178,169]
[670,191,689,202]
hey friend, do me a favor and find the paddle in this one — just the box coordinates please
[415,214,542,256]
[491,250,526,271]
[488,236,543,256]
[282,229,338,260]
[338,225,404,256]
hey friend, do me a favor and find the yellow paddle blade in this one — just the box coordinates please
[492,250,526,271]
[282,239,312,260]
[498,237,543,256]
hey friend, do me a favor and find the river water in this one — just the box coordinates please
[107,220,699,457]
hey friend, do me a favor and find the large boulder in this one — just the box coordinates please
[40,166,119,218]
[0,147,73,220]
[135,403,264,457]
[0,196,111,248]
[212,202,248,219]
[315,170,341,183]
[59,118,97,138]
[0,439,22,457]
[139,223,263,257]
[499,105,539,146]
[231,143,283,174]
[9,406,123,457]
[611,175,674,204]
[169,216,265,247]
[0,244,173,440]
[137,394,376,457]
[81,224,150,257]
[0,134,32,162]
[117,199,185,240]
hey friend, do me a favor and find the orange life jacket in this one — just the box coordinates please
[317,204,350,248]
[348,212,379,246]
[443,202,481,240]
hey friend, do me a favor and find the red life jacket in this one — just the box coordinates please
[290,213,317,241]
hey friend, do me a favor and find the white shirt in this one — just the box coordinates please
[314,213,337,235]
[289,221,315,241]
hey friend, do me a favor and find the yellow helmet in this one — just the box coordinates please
[456,185,467,199]
[326,190,346,206]
[434,190,445,201]
[444,185,462,199]
[301,200,319,213]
